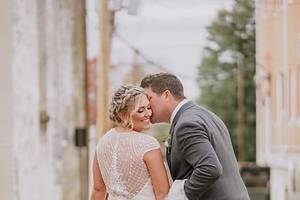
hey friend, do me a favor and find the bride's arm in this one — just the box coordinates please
[91,153,107,200]
[144,149,170,200]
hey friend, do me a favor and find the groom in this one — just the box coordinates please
[141,73,250,200]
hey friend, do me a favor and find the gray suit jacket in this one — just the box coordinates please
[167,101,250,200]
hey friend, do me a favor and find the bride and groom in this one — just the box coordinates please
[91,73,250,200]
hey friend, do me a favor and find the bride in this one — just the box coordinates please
[91,85,170,200]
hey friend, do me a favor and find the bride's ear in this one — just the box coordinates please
[118,112,127,122]
[118,112,133,129]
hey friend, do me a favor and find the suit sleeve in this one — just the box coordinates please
[175,121,223,199]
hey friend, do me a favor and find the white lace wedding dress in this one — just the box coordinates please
[96,128,160,200]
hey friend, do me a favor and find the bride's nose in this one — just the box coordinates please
[145,109,152,117]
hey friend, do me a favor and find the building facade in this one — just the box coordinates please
[0,0,88,199]
[256,0,300,199]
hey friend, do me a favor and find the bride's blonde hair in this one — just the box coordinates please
[109,85,145,129]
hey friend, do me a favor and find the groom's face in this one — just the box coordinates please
[144,87,169,123]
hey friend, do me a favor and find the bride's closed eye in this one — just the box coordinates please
[137,109,144,113]
[137,106,151,113]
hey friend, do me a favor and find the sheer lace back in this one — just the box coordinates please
[96,128,160,199]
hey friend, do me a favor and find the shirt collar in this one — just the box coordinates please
[170,99,188,124]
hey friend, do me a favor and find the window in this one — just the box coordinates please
[290,69,297,120]
[298,67,300,119]
[276,73,284,122]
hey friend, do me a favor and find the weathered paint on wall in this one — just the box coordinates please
[256,0,300,199]
[0,0,88,199]
[0,1,14,199]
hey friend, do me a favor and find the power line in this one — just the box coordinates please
[113,31,197,81]
[113,31,168,71]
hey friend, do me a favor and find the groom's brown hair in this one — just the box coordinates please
[140,72,185,100]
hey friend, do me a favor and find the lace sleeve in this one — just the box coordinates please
[140,135,161,157]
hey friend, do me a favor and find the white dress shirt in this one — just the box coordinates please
[168,99,189,200]
[170,99,188,123]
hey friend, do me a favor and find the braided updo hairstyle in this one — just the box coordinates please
[109,85,145,128]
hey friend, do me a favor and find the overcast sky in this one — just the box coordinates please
[109,0,233,100]
[87,0,233,100]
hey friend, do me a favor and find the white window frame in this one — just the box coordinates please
[289,70,297,122]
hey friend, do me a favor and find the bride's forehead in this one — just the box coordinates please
[135,94,148,103]
[133,95,149,106]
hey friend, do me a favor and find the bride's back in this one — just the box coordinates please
[96,128,160,199]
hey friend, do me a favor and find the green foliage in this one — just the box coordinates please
[198,0,256,161]
[151,124,170,144]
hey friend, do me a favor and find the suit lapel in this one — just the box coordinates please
[166,123,175,169]
[166,101,194,172]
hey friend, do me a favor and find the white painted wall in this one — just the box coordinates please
[0,0,88,199]
[0,1,14,199]
[270,166,289,200]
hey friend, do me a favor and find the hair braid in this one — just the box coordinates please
[109,85,145,128]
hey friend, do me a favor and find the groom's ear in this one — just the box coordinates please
[163,90,171,100]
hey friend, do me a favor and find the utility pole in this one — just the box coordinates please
[97,0,113,137]
[237,54,245,161]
